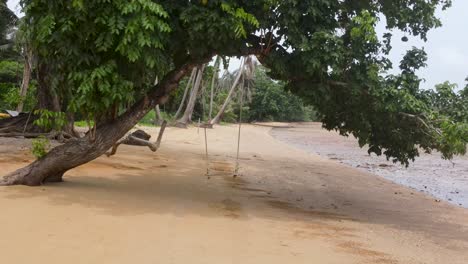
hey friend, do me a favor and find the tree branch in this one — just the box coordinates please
[399,112,442,136]
[106,120,167,157]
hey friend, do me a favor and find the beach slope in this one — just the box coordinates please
[0,124,467,264]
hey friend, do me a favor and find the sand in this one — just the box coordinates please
[0,124,467,264]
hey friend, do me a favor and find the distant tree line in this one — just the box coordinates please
[140,62,318,126]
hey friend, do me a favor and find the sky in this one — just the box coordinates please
[7,0,468,90]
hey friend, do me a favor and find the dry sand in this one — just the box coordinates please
[0,124,467,264]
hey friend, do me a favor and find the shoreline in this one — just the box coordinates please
[269,122,468,208]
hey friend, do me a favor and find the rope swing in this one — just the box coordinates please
[203,56,250,179]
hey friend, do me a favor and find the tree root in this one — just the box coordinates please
[106,120,167,157]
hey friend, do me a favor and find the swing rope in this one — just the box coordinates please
[234,73,245,176]
[204,57,246,178]
[204,126,209,177]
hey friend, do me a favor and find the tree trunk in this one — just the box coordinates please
[0,63,195,186]
[176,64,205,127]
[209,56,221,120]
[63,111,81,138]
[36,64,60,112]
[209,57,245,125]
[16,50,33,113]
[173,68,196,119]
[154,105,162,125]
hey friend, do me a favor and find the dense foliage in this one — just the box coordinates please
[0,0,17,46]
[244,67,316,122]
[15,0,467,165]
[0,2,37,112]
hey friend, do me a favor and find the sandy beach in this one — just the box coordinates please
[0,124,467,264]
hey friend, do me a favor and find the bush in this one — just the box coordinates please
[247,68,317,122]
[31,136,50,159]
[0,80,37,112]
[0,60,21,83]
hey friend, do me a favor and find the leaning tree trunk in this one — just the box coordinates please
[154,105,163,125]
[16,50,33,113]
[176,64,205,127]
[209,58,245,125]
[173,68,196,119]
[209,56,221,120]
[0,63,194,186]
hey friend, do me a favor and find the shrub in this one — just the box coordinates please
[31,136,50,159]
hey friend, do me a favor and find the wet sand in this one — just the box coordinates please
[270,122,468,208]
[0,124,467,263]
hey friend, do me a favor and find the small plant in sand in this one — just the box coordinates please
[31,136,50,159]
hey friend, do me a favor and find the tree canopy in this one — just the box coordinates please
[20,0,466,163]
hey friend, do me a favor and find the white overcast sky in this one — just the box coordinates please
[7,0,468,89]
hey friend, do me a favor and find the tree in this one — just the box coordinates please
[173,68,196,119]
[0,1,21,110]
[247,66,311,122]
[16,20,34,113]
[1,0,465,186]
[209,56,221,120]
[418,81,468,157]
[209,57,245,125]
[176,64,205,127]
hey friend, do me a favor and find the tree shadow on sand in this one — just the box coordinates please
[2,149,468,251]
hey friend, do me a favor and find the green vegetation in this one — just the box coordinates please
[138,65,317,126]
[74,120,92,128]
[0,1,36,113]
[31,136,50,159]
[246,67,317,122]
[33,109,66,131]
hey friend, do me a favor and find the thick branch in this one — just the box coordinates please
[106,120,167,157]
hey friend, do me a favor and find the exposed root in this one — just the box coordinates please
[0,165,36,186]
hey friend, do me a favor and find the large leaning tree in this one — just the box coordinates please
[1,0,466,186]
